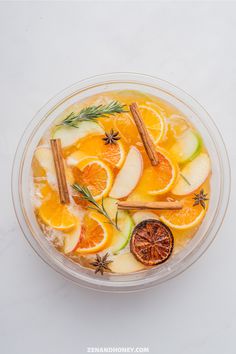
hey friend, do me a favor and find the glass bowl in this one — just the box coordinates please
[12,73,230,292]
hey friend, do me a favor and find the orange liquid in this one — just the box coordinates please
[31,90,211,273]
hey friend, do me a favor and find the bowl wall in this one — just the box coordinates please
[12,73,230,292]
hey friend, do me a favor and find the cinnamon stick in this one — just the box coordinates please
[117,200,182,211]
[129,102,159,166]
[50,139,70,204]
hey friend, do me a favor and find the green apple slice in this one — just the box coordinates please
[110,253,145,273]
[172,153,211,195]
[102,198,134,254]
[52,121,104,148]
[34,147,55,175]
[34,147,58,187]
[111,211,134,254]
[34,146,74,186]
[102,197,118,219]
[132,211,159,225]
[170,130,202,163]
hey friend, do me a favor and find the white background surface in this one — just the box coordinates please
[0,2,235,353]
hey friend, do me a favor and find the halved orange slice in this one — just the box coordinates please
[100,139,125,169]
[114,112,141,146]
[136,148,179,195]
[76,213,112,254]
[167,114,190,140]
[38,186,77,231]
[160,187,208,229]
[74,158,113,201]
[114,105,166,146]
[138,105,165,144]
[70,135,125,168]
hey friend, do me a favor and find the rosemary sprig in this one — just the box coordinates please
[72,183,120,231]
[60,101,127,128]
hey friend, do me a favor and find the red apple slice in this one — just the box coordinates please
[64,224,81,254]
[109,146,143,199]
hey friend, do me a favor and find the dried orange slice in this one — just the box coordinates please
[76,213,112,254]
[160,188,208,229]
[139,105,165,144]
[74,158,113,201]
[131,220,174,266]
[70,135,125,168]
[136,148,178,195]
[38,186,77,231]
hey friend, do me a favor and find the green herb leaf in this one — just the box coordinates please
[60,101,127,128]
[72,183,120,231]
[180,173,191,186]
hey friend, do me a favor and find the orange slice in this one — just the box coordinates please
[136,148,179,195]
[114,112,141,146]
[114,105,165,146]
[160,188,208,229]
[99,140,125,168]
[38,186,77,231]
[39,182,54,199]
[162,114,191,149]
[139,105,165,144]
[74,158,113,201]
[76,213,112,254]
[71,135,125,168]
[168,114,190,139]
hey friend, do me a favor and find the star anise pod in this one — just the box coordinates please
[192,189,209,209]
[102,129,120,145]
[90,253,113,275]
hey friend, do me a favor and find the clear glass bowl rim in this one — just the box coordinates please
[11,72,231,292]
